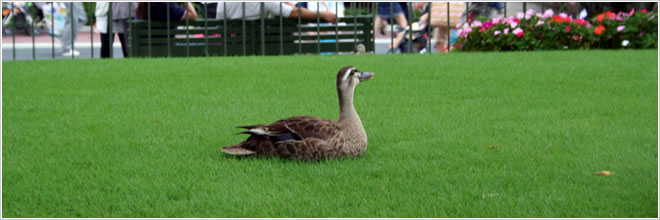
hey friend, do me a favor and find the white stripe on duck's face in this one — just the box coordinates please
[342,67,356,82]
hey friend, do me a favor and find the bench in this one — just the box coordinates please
[128,16,374,57]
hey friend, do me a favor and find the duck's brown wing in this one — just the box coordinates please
[239,116,341,141]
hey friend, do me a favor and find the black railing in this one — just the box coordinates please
[2,2,642,60]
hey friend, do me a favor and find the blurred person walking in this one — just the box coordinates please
[60,2,87,56]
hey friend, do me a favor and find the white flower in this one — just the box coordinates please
[543,9,554,18]
[510,22,518,29]
[622,40,630,47]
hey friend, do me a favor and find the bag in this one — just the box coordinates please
[430,2,466,28]
[41,2,67,36]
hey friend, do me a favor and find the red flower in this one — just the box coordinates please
[594,25,605,35]
[516,32,523,38]
[563,17,571,23]
[565,25,571,33]
[641,9,648,13]
[573,19,588,26]
[552,15,563,23]
[606,11,615,19]
[596,14,605,22]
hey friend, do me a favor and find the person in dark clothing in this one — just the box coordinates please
[136,2,197,21]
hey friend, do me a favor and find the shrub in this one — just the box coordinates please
[454,8,658,51]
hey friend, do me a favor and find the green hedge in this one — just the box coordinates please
[454,8,658,51]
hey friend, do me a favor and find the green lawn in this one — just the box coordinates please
[2,50,658,218]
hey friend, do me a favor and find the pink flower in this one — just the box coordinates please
[543,9,554,18]
[559,13,568,18]
[517,12,525,19]
[566,25,570,32]
[472,20,482,27]
[512,27,523,38]
[629,8,635,16]
[491,17,501,24]
[493,30,501,36]
[535,20,545,27]
[482,21,494,30]
[510,21,518,29]
[461,26,473,37]
[616,13,624,21]
[617,25,625,32]
[641,9,647,13]
[536,13,543,18]
[504,28,510,35]
[525,9,535,17]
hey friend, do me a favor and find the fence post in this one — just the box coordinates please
[261,2,265,56]
[446,2,449,52]
[108,2,113,58]
[148,2,152,57]
[204,2,208,56]
[167,2,171,57]
[223,2,227,56]
[11,3,16,60]
[317,2,320,54]
[390,3,393,54]
[541,3,545,12]
[51,2,55,59]
[242,2,246,56]
[523,2,527,13]
[70,2,75,59]
[186,4,190,57]
[32,5,36,60]
[427,2,431,54]
[89,3,93,59]
[504,2,507,17]
[298,6,301,54]
[408,2,413,53]
[128,2,132,58]
[280,3,283,55]
[335,2,338,53]
[353,2,357,52]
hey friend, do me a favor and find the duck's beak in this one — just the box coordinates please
[359,72,374,81]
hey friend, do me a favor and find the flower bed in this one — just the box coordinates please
[454,8,658,51]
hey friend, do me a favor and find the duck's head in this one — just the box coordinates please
[336,66,374,94]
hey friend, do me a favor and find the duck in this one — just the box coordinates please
[221,66,374,160]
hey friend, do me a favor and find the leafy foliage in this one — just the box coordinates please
[455,9,658,51]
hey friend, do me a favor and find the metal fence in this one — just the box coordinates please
[2,2,631,60]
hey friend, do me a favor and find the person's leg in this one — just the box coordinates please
[115,19,130,58]
[388,31,405,49]
[393,13,408,29]
[118,33,129,57]
[59,2,74,53]
[435,26,448,52]
[61,2,86,54]
[374,16,384,35]
[100,33,110,58]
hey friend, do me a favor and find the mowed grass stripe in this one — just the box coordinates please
[2,50,657,217]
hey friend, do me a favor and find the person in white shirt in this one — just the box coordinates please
[216,2,337,23]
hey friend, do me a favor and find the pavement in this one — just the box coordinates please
[2,25,438,61]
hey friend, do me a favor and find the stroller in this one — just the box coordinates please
[2,2,46,36]
[387,21,429,53]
